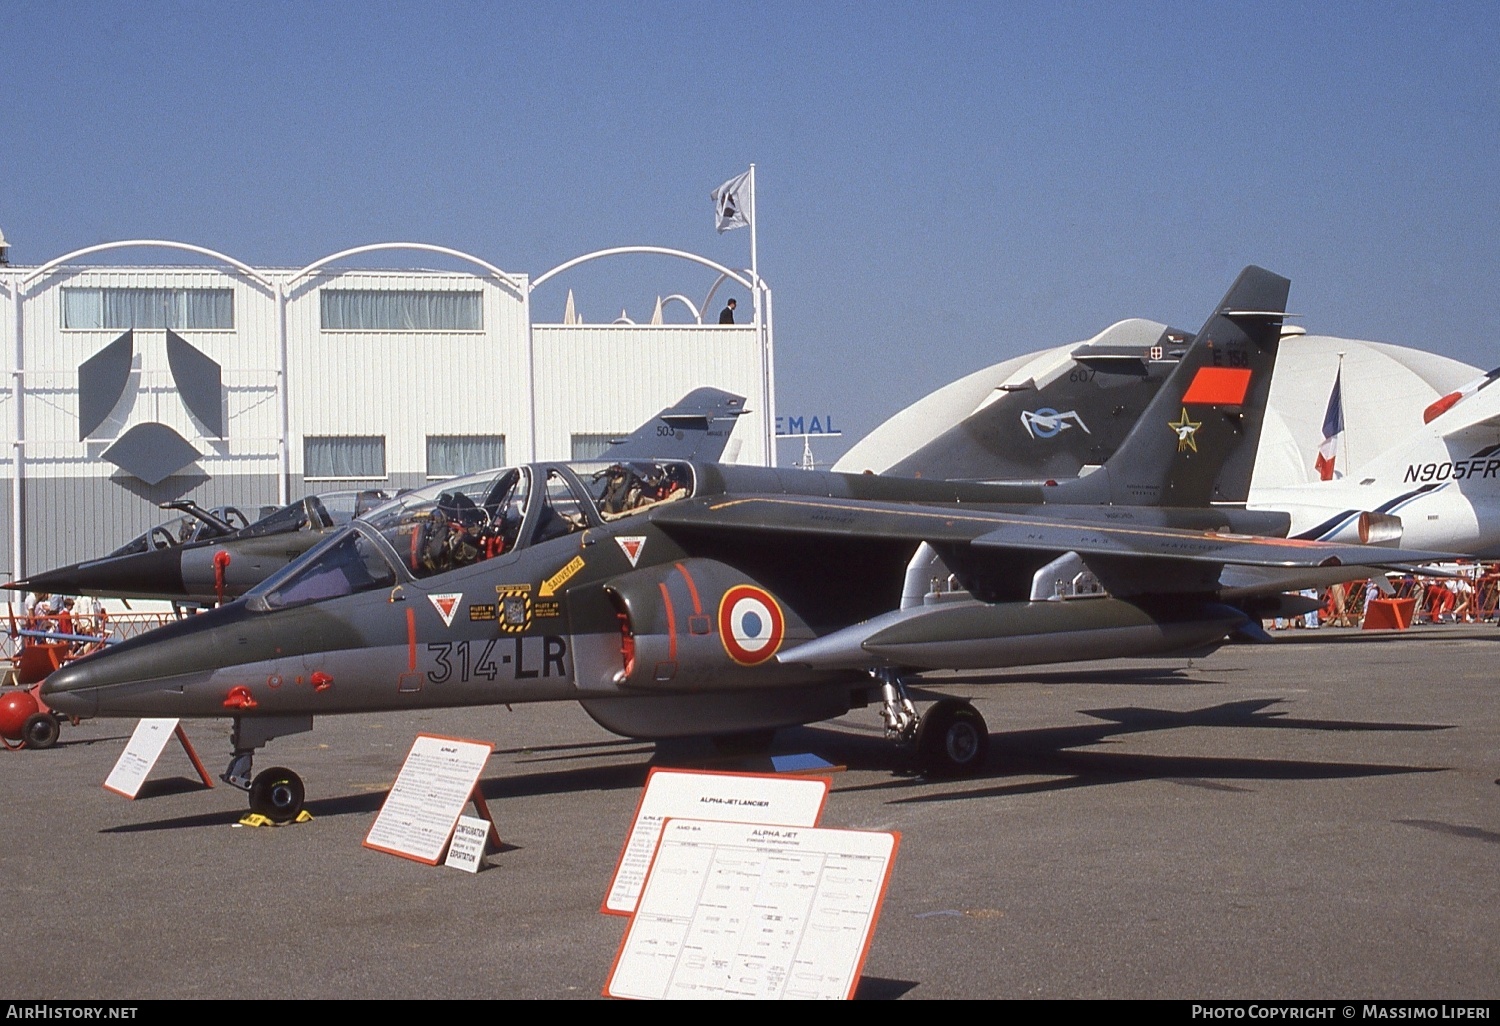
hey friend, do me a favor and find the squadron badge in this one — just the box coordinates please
[496,583,533,634]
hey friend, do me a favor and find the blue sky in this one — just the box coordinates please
[4,1,1497,461]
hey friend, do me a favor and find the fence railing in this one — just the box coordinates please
[2,611,184,662]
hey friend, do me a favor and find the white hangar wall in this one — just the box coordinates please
[532,323,765,465]
[2,262,286,575]
[0,247,768,578]
[281,267,534,495]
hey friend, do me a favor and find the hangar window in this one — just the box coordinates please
[427,435,506,478]
[320,289,483,331]
[305,435,387,480]
[62,287,234,330]
[571,433,619,461]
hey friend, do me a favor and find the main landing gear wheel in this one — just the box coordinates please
[916,699,989,778]
[22,712,60,750]
[248,767,305,824]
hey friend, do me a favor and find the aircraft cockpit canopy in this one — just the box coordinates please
[257,529,399,610]
[254,468,530,608]
[240,490,392,539]
[251,461,697,609]
[107,506,259,556]
[577,460,696,520]
[362,467,530,581]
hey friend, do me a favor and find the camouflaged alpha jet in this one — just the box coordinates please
[42,268,1455,822]
[8,387,749,605]
[884,318,1196,484]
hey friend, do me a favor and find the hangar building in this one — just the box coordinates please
[0,241,773,578]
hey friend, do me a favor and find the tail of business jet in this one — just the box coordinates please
[1052,265,1290,508]
[1261,366,1500,550]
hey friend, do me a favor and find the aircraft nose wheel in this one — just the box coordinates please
[248,767,306,824]
[916,699,989,777]
[22,712,61,750]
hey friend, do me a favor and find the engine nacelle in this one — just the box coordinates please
[603,558,820,691]
[1358,511,1403,546]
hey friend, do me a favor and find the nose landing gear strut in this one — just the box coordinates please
[225,715,314,824]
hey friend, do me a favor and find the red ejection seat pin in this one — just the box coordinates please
[213,550,232,605]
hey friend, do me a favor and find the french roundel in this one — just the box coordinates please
[717,585,785,666]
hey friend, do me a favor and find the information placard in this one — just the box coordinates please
[603,768,829,916]
[444,814,492,874]
[364,734,494,865]
[103,718,181,798]
[605,819,899,1000]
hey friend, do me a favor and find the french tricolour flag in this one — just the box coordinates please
[1315,369,1344,481]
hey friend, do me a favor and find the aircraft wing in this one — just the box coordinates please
[648,494,1458,597]
[963,518,1449,569]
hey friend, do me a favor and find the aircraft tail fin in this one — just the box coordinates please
[884,318,1194,483]
[1055,266,1289,507]
[1424,366,1500,426]
[604,387,750,462]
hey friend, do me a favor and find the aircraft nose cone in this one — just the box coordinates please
[12,546,189,602]
[39,661,101,718]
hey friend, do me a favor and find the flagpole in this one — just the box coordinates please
[1337,351,1347,476]
[748,163,775,468]
[749,164,760,318]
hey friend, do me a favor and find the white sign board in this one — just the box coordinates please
[605,819,899,1000]
[103,718,180,798]
[603,768,830,916]
[364,734,493,865]
[444,815,492,874]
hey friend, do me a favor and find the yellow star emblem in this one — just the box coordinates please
[1168,407,1201,453]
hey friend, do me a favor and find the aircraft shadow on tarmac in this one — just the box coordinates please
[132,775,213,799]
[100,698,1451,833]
[785,697,1450,804]
[917,666,1204,689]
[1256,628,1500,646]
[103,739,662,833]
[1396,819,1500,846]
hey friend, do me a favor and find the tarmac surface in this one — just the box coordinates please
[3,624,1498,1000]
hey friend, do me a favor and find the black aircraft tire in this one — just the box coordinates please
[917,700,989,777]
[248,767,305,824]
[22,713,60,750]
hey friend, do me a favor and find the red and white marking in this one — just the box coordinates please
[616,536,646,567]
[429,593,462,627]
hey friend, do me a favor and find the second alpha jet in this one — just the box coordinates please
[42,268,1453,821]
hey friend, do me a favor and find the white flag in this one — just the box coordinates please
[711,169,751,233]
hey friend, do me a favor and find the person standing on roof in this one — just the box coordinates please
[718,298,737,324]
